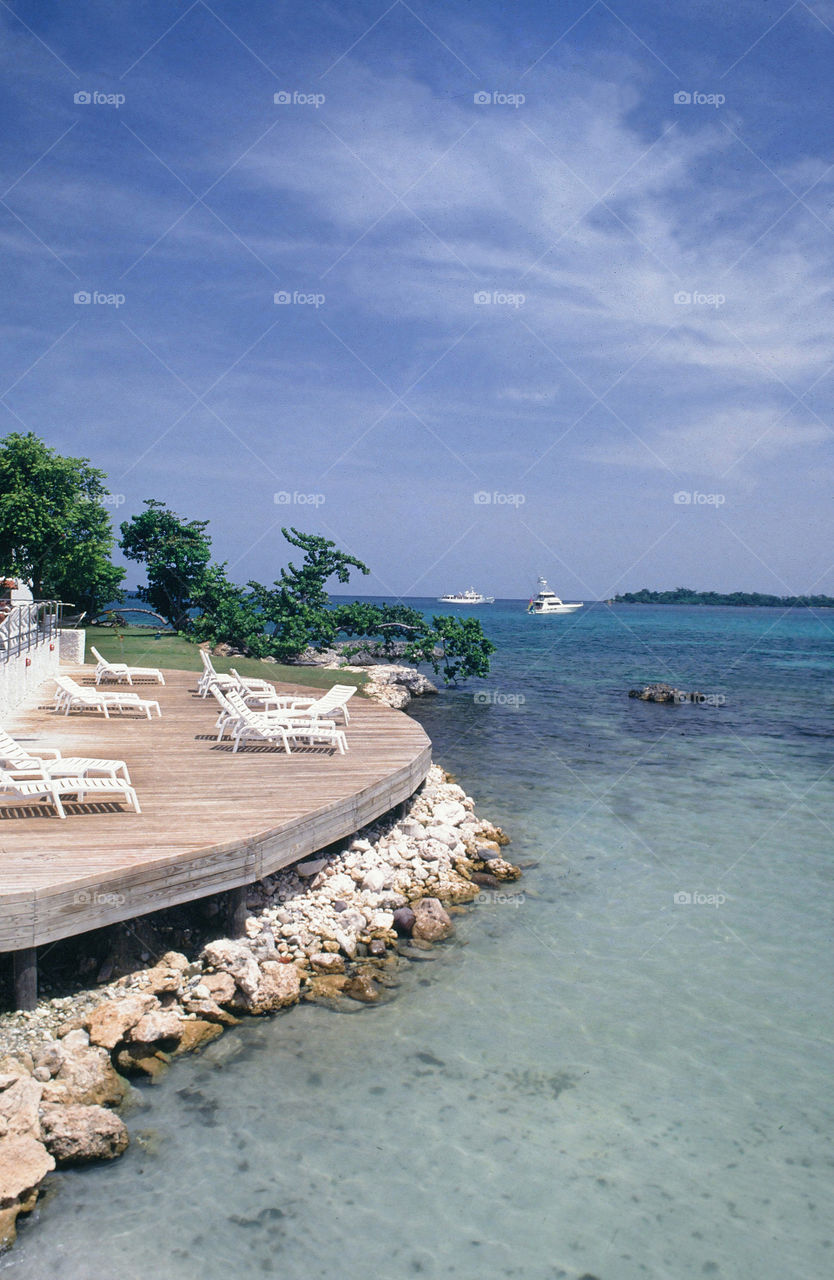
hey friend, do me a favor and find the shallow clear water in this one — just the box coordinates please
[5,604,833,1279]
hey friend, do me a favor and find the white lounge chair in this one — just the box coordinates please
[0,766,141,819]
[255,683,356,724]
[54,676,161,719]
[0,729,131,784]
[214,688,347,754]
[211,685,299,743]
[228,668,277,697]
[90,646,165,686]
[198,650,256,698]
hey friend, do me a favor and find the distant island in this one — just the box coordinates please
[613,588,834,608]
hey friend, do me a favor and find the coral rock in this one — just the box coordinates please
[41,1044,128,1108]
[39,1103,128,1164]
[343,972,381,1003]
[239,962,301,1015]
[411,898,454,942]
[128,1009,184,1046]
[201,940,260,999]
[0,1134,54,1211]
[85,995,157,1050]
[172,1020,224,1056]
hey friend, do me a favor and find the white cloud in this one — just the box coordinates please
[585,408,831,475]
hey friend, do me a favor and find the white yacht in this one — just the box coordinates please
[527,577,583,615]
[438,588,495,605]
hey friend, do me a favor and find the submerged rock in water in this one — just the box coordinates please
[0,1134,55,1237]
[628,682,715,704]
[39,1103,129,1164]
[343,972,381,1003]
[172,1020,224,1057]
[305,974,348,1001]
[411,898,454,942]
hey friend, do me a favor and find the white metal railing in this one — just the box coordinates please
[0,601,62,662]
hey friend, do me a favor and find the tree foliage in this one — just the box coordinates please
[123,512,496,683]
[332,600,426,657]
[614,587,834,608]
[120,500,212,629]
[399,613,495,684]
[0,431,125,612]
[333,601,496,684]
[189,564,270,656]
[248,528,370,660]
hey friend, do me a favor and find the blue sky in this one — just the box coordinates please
[1,0,832,599]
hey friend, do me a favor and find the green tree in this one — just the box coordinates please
[405,614,496,684]
[120,500,212,629]
[250,527,370,659]
[0,431,125,613]
[333,600,495,684]
[189,565,270,656]
[333,600,427,658]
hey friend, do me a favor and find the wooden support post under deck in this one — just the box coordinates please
[13,947,38,1011]
[224,887,249,938]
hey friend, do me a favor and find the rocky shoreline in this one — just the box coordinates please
[211,638,441,711]
[0,764,519,1252]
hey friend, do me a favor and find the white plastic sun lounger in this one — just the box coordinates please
[0,729,131,784]
[54,676,161,719]
[211,686,315,743]
[198,650,264,698]
[228,668,276,697]
[255,683,356,724]
[197,650,238,698]
[90,646,165,686]
[0,766,141,819]
[212,687,347,754]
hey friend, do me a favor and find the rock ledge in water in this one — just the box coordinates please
[628,683,717,704]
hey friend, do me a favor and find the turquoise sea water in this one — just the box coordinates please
[4,603,833,1279]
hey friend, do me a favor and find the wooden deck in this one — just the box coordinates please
[0,668,432,954]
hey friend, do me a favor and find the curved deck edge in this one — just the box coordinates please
[0,670,433,953]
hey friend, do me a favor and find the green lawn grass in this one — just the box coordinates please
[84,627,368,693]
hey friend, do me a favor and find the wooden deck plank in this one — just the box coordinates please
[0,667,431,950]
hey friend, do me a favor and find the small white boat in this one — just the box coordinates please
[527,577,583,615]
[438,588,495,605]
